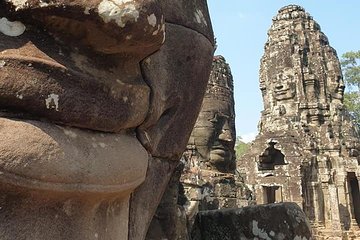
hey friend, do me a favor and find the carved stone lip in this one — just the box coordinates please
[0,55,150,132]
[0,170,146,194]
[0,118,149,194]
[274,88,291,94]
[336,87,345,94]
[210,149,227,156]
[210,146,230,157]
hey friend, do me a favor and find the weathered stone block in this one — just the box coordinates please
[191,202,313,240]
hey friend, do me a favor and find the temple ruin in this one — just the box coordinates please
[238,5,360,239]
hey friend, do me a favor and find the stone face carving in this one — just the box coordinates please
[0,1,214,240]
[147,56,238,239]
[176,56,238,235]
[188,55,236,173]
[239,5,360,239]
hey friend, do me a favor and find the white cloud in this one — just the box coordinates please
[241,132,257,143]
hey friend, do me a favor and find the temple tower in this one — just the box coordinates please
[239,5,360,239]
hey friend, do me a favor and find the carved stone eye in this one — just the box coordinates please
[209,115,219,123]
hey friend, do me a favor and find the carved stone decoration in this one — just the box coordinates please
[238,5,360,239]
[174,56,239,235]
[146,56,238,240]
[0,1,214,240]
[187,55,236,173]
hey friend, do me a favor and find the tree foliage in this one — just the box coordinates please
[341,51,360,90]
[235,137,249,159]
[341,50,360,126]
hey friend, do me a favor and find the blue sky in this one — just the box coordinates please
[207,1,360,142]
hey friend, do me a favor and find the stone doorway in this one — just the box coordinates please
[348,172,360,225]
[263,186,282,204]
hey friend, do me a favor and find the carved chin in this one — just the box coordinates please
[0,118,148,193]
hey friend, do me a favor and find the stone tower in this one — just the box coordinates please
[238,5,360,239]
[181,55,238,223]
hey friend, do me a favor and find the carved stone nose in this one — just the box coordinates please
[339,81,345,89]
[219,129,232,142]
[2,0,165,56]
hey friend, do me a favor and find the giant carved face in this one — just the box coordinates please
[0,1,214,238]
[272,67,296,101]
[324,47,345,101]
[189,56,236,173]
[192,103,235,172]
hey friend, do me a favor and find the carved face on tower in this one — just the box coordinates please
[325,47,345,101]
[259,4,348,126]
[273,67,296,101]
[259,4,352,138]
[189,56,236,173]
[0,1,214,239]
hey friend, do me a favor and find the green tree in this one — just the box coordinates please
[341,50,360,126]
[235,137,249,159]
